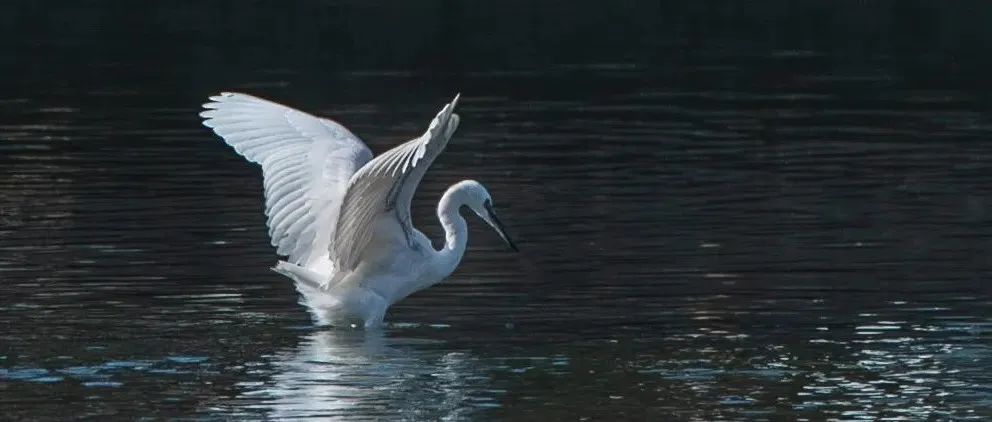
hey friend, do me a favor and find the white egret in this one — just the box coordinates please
[200,92,517,328]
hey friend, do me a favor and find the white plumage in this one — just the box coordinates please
[332,96,459,274]
[201,93,372,268]
[201,92,516,327]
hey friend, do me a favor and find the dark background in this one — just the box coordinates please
[2,1,991,420]
[5,1,992,97]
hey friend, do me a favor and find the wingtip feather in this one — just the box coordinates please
[206,92,244,104]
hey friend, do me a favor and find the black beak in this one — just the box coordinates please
[484,202,519,252]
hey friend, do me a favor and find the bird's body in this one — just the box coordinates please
[200,92,515,328]
[274,196,460,327]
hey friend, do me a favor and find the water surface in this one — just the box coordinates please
[2,2,992,420]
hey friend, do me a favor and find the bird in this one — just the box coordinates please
[200,92,518,328]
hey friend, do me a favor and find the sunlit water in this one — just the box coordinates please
[3,4,992,420]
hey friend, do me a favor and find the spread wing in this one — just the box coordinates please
[331,94,461,272]
[201,92,373,267]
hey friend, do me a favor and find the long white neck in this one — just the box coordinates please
[434,184,470,278]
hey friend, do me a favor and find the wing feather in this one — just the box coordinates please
[330,94,461,272]
[201,92,373,267]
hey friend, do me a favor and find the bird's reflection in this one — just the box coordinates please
[244,327,491,419]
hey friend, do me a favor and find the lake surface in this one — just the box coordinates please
[2,2,992,420]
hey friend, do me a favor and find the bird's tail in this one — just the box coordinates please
[272,260,328,290]
[272,260,342,325]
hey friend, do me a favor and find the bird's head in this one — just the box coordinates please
[454,180,519,252]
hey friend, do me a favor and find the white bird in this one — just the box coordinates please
[200,92,517,328]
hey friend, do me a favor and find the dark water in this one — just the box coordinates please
[3,2,992,420]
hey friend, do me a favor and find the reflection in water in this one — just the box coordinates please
[791,310,992,420]
[240,329,492,420]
